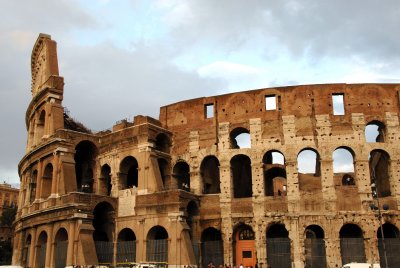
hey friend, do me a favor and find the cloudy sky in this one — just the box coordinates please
[1,0,399,185]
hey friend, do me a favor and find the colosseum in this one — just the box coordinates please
[12,33,400,268]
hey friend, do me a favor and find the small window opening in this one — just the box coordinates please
[265,95,277,110]
[205,104,214,118]
[332,93,345,115]
[365,121,385,143]
[230,128,251,149]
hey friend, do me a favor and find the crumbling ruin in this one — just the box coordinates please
[12,34,400,268]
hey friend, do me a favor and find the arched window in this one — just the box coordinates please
[30,170,37,203]
[200,156,220,194]
[41,163,53,198]
[54,228,68,268]
[231,155,252,198]
[117,228,136,263]
[75,141,98,193]
[365,120,385,143]
[333,147,355,186]
[23,234,32,268]
[369,149,391,197]
[99,164,112,196]
[297,149,321,191]
[305,225,327,268]
[119,156,139,189]
[266,224,291,268]
[340,224,365,265]
[230,127,251,149]
[147,226,168,262]
[173,161,190,191]
[155,133,171,153]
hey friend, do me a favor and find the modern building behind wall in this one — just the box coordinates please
[12,34,400,268]
[0,182,18,241]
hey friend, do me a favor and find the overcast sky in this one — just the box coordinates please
[1,0,400,185]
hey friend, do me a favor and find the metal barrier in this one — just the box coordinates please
[146,239,168,262]
[95,241,114,265]
[54,241,68,268]
[340,238,366,265]
[117,241,136,263]
[378,238,400,267]
[304,238,327,268]
[37,244,46,268]
[266,238,291,268]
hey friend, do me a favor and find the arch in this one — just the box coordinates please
[230,127,251,149]
[304,225,327,268]
[263,150,285,165]
[117,228,136,263]
[377,223,400,267]
[157,158,169,188]
[264,167,287,197]
[99,164,112,196]
[75,141,98,193]
[365,120,385,143]
[35,109,46,143]
[54,228,68,268]
[266,223,291,268]
[342,174,355,186]
[231,154,252,198]
[298,148,321,191]
[173,161,190,191]
[119,156,139,189]
[333,147,355,173]
[233,224,255,268]
[200,156,221,194]
[36,231,47,268]
[297,148,321,175]
[201,228,223,268]
[369,149,391,197]
[93,202,115,264]
[30,170,38,203]
[23,234,32,268]
[146,226,168,262]
[41,163,53,198]
[155,133,171,153]
[339,224,366,265]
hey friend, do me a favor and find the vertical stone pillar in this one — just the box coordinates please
[286,158,300,213]
[325,219,341,268]
[35,160,43,201]
[288,218,303,268]
[320,157,337,211]
[356,158,374,211]
[29,228,37,268]
[255,220,267,268]
[50,152,59,197]
[111,153,119,197]
[219,159,233,264]
[389,158,400,209]
[46,224,54,268]
[66,221,76,266]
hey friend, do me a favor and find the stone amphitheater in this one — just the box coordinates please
[12,34,400,268]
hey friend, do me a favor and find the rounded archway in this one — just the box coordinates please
[75,140,98,192]
[201,228,223,268]
[339,224,365,265]
[99,164,112,195]
[304,225,326,268]
[120,156,139,189]
[369,149,391,198]
[93,202,115,264]
[146,226,168,262]
[117,228,136,263]
[54,228,68,268]
[173,161,190,191]
[266,224,291,268]
[231,155,252,198]
[36,231,47,268]
[377,223,400,267]
[200,156,220,194]
[233,224,256,268]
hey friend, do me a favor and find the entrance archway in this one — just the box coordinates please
[36,231,47,268]
[233,225,256,268]
[266,224,291,268]
[54,228,68,268]
[377,223,400,267]
[340,224,365,265]
[93,202,115,265]
[201,228,223,268]
[117,228,136,263]
[146,226,168,262]
[304,225,326,268]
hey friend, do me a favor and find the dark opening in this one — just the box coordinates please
[100,164,112,195]
[266,224,291,268]
[120,156,139,189]
[265,167,287,197]
[231,155,252,198]
[155,133,171,154]
[93,202,115,242]
[202,228,223,268]
[158,158,169,187]
[173,161,190,191]
[75,141,97,193]
[305,225,327,268]
[146,226,168,262]
[30,170,37,203]
[118,228,136,241]
[41,164,53,198]
[200,156,221,194]
[340,224,366,265]
[369,149,391,197]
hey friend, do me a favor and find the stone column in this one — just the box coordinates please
[286,158,300,213]
[66,221,76,266]
[320,157,337,211]
[356,158,374,211]
[288,218,303,268]
[50,152,59,197]
[35,160,43,201]
[30,228,37,268]
[46,224,54,268]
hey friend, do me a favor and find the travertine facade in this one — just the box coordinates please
[12,34,400,268]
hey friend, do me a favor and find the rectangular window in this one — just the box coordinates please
[242,251,252,258]
[265,95,277,110]
[205,103,214,118]
[332,93,345,115]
